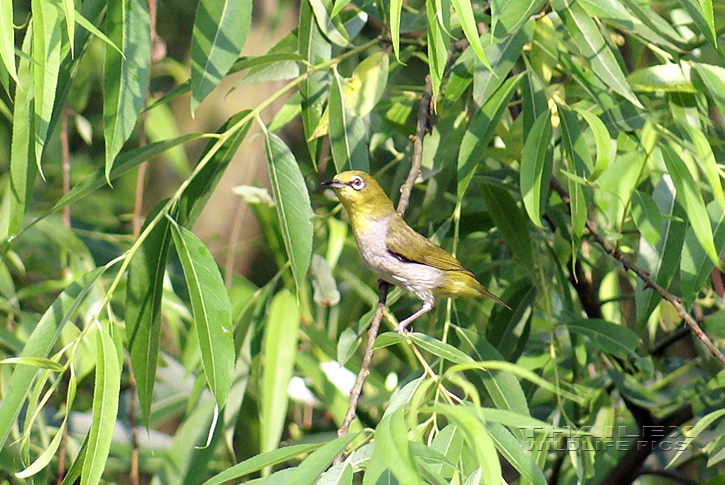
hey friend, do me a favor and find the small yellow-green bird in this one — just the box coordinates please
[323,170,508,333]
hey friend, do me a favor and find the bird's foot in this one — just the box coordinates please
[395,323,411,334]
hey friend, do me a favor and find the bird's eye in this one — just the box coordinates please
[349,176,365,191]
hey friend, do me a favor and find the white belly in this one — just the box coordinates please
[354,216,443,303]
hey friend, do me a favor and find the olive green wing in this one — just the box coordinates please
[385,215,470,272]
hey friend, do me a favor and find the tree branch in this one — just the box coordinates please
[549,178,725,367]
[337,76,433,440]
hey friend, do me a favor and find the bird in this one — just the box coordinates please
[323,170,509,333]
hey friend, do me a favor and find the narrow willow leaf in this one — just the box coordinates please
[566,318,639,359]
[481,181,533,266]
[485,279,535,363]
[81,324,121,485]
[681,202,725,308]
[492,0,547,34]
[407,333,475,364]
[426,0,448,105]
[635,175,687,329]
[521,72,548,137]
[60,0,75,53]
[261,290,300,453]
[262,130,314,292]
[520,110,552,228]
[450,0,490,69]
[103,0,150,182]
[693,62,725,116]
[307,0,351,47]
[329,69,369,172]
[298,0,330,162]
[280,433,360,485]
[679,124,724,210]
[376,409,422,485]
[390,0,403,61]
[169,219,235,407]
[677,0,718,52]
[434,404,501,485]
[201,443,323,485]
[32,0,62,171]
[573,107,610,180]
[0,357,64,372]
[631,190,662,247]
[190,0,252,112]
[473,24,531,109]
[661,145,720,269]
[558,106,592,243]
[316,463,353,485]
[458,74,523,198]
[553,0,641,108]
[126,203,172,425]
[2,29,35,240]
[0,1,16,84]
[0,269,102,448]
[487,423,547,485]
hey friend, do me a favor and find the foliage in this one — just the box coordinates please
[0,0,724,484]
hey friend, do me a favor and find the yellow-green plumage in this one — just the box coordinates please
[324,170,508,332]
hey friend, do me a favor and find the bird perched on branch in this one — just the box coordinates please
[323,170,508,333]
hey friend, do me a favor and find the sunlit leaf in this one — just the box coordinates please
[261,290,300,453]
[190,0,252,112]
[169,219,235,407]
[262,129,314,292]
[81,324,121,485]
[103,0,150,182]
[520,110,552,228]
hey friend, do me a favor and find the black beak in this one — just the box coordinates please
[322,179,344,188]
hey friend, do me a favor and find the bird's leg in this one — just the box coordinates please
[395,297,434,333]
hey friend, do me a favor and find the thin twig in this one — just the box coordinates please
[550,179,725,368]
[336,76,434,440]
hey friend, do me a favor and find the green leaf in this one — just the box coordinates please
[681,202,725,308]
[566,318,640,359]
[281,432,360,485]
[306,0,351,47]
[458,74,523,198]
[390,0,403,61]
[0,269,103,449]
[628,64,696,93]
[341,51,389,117]
[693,62,725,118]
[635,175,687,329]
[450,0,490,69]
[261,290,300,453]
[426,0,449,105]
[190,0,252,112]
[1,29,35,240]
[677,0,719,53]
[103,0,150,182]
[678,123,725,210]
[0,357,65,372]
[573,107,610,180]
[0,0,17,85]
[661,145,720,270]
[81,324,121,485]
[298,0,331,162]
[262,129,314,293]
[485,279,535,363]
[481,181,533,267]
[631,190,662,247]
[201,443,324,485]
[169,219,235,407]
[433,404,501,485]
[487,423,547,485]
[376,408,422,485]
[126,204,172,425]
[553,0,642,108]
[409,332,475,364]
[473,24,532,108]
[31,0,63,171]
[329,68,370,172]
[492,0,547,34]
[558,106,592,243]
[520,110,552,228]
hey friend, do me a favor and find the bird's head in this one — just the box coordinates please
[323,171,396,222]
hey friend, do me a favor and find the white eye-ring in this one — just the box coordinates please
[349,176,365,191]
